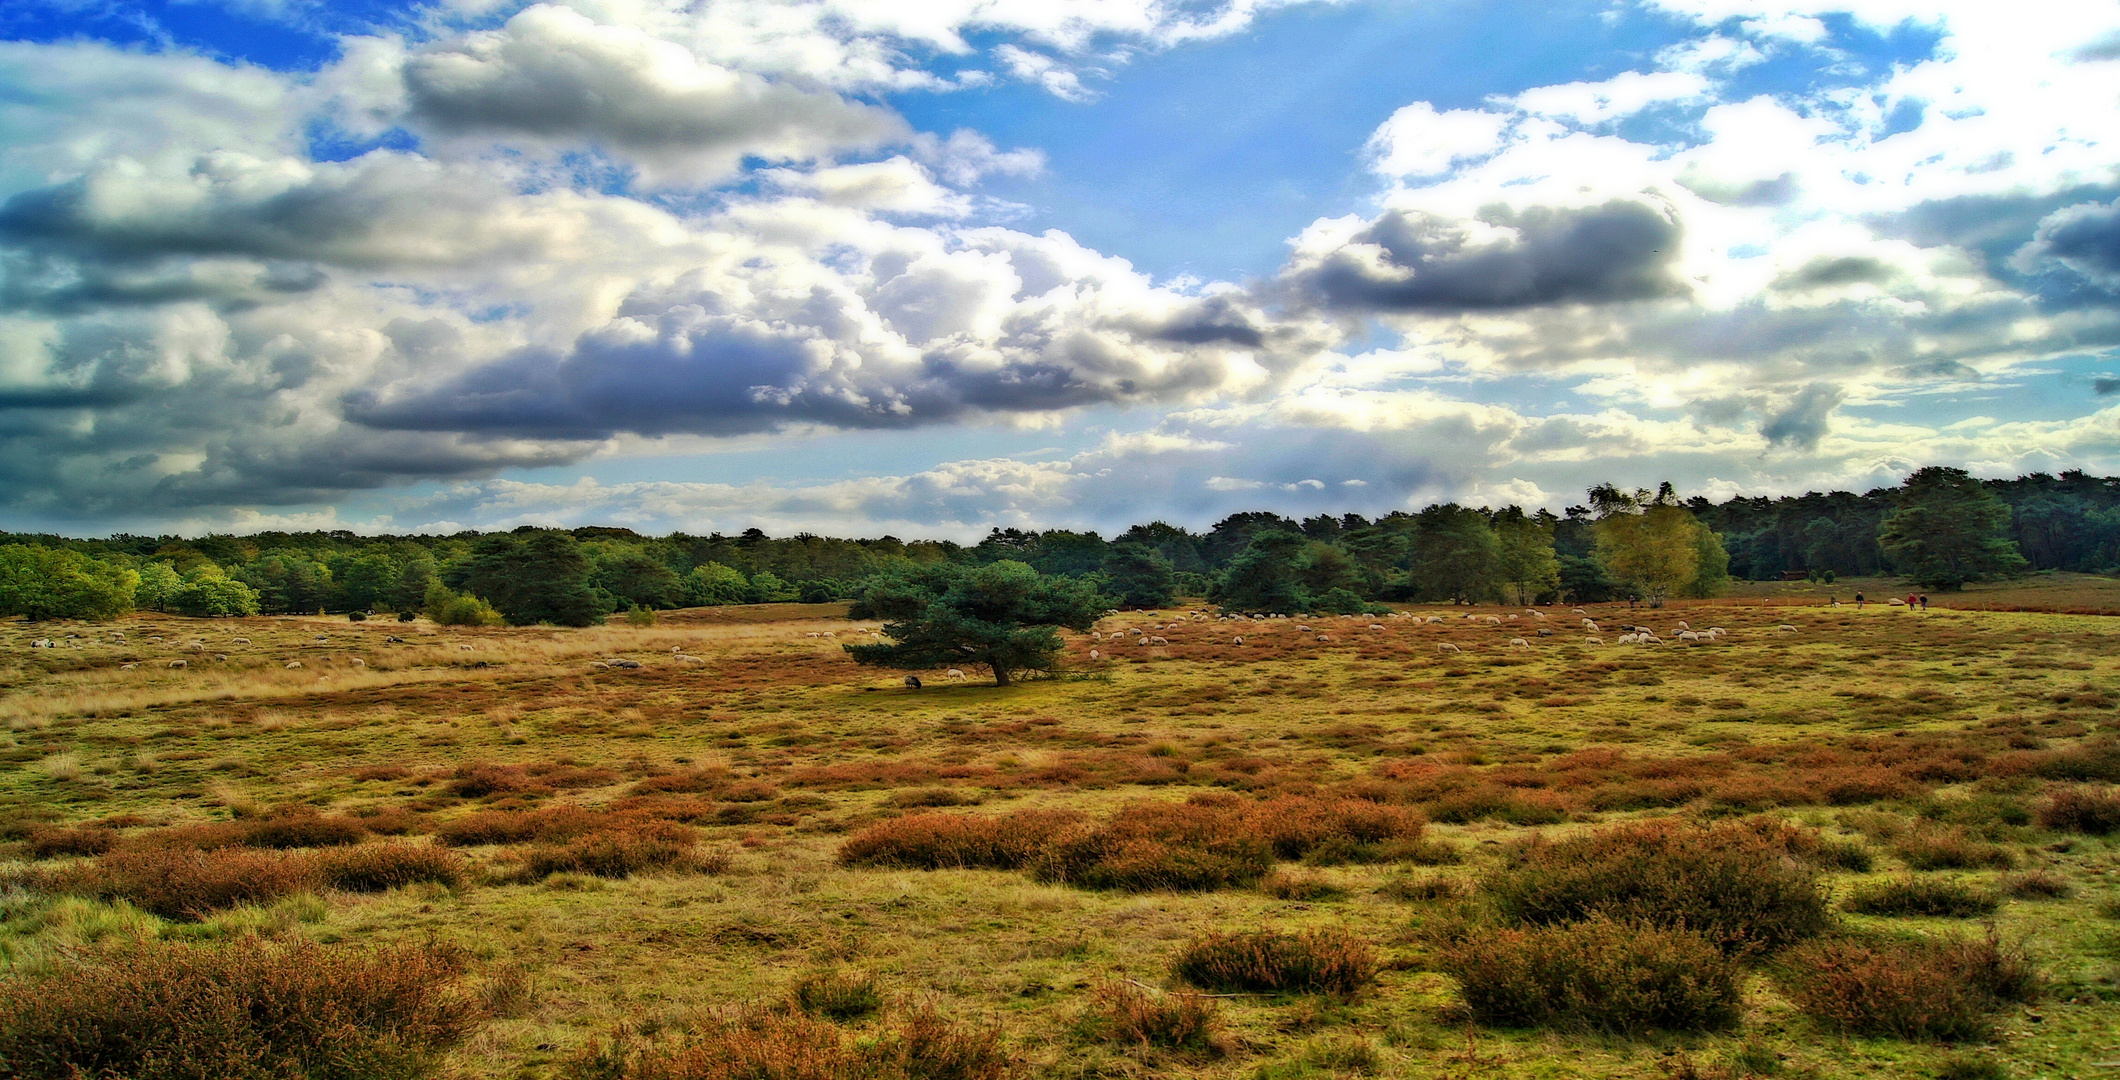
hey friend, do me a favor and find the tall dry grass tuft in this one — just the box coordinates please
[520,823,721,880]
[36,847,318,919]
[317,843,469,892]
[1435,917,1742,1034]
[1171,928,1377,995]
[1078,982,1228,1057]
[836,811,1082,870]
[0,937,485,1080]
[2035,785,2120,834]
[564,1005,1012,1080]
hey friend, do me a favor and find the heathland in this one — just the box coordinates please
[2,589,2117,1079]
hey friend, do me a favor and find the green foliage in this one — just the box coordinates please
[746,571,800,603]
[1592,491,1719,605]
[167,566,260,617]
[132,560,181,612]
[424,582,504,626]
[592,547,686,609]
[1212,530,1311,613]
[1493,507,1562,605]
[455,533,609,626]
[625,604,657,627]
[1411,504,1502,603]
[235,553,332,614]
[0,544,136,620]
[683,562,750,606]
[1843,877,2000,918]
[1878,466,2030,590]
[1102,543,1177,608]
[844,561,1109,686]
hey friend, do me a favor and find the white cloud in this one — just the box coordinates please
[1509,70,1711,126]
[1365,102,1511,177]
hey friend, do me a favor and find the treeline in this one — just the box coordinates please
[0,467,2068,624]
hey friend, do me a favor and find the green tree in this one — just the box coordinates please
[747,571,800,603]
[1411,504,1501,603]
[168,566,260,617]
[1101,543,1176,609]
[592,548,686,609]
[844,561,1109,686]
[456,533,608,626]
[1592,484,1721,606]
[133,561,181,613]
[1494,507,1562,605]
[1211,530,1310,613]
[683,562,749,606]
[1878,466,2030,589]
[237,554,333,615]
[423,581,503,626]
[334,552,400,613]
[0,545,137,620]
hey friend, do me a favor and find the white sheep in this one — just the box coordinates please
[1150,636,1168,645]
[1437,642,1462,654]
[120,663,138,670]
[458,644,473,651]
[1484,615,1502,625]
[350,657,366,667]
[1231,636,1243,645]
[676,654,704,664]
[1584,636,1603,645]
[1676,620,1690,630]
[1315,633,1332,642]
[1369,623,1385,631]
[1779,624,1798,632]
[1528,610,1545,619]
[1616,633,1640,645]
[232,637,250,644]
[1509,637,1531,649]
[1677,630,1700,641]
[946,668,967,681]
[285,660,302,669]
[168,659,187,669]
[214,653,227,661]
[591,661,610,670]
[1089,649,1101,659]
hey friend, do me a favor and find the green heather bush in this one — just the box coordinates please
[1171,928,1376,995]
[2035,785,2120,835]
[1894,829,2018,871]
[0,937,484,1080]
[1843,877,1999,918]
[565,1005,1011,1080]
[1436,917,1742,1034]
[1482,819,1833,954]
[1077,982,1227,1056]
[1779,931,2039,1041]
[317,843,469,892]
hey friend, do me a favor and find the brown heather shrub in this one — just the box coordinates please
[436,805,614,846]
[837,810,1082,870]
[317,842,470,892]
[240,807,369,849]
[1893,828,2018,871]
[42,847,318,919]
[2035,785,2120,834]
[24,825,117,859]
[1482,819,1833,955]
[884,787,983,808]
[1423,785,1568,826]
[1171,928,1377,995]
[789,969,882,1020]
[522,823,720,880]
[1078,982,1228,1056]
[1034,807,1274,893]
[1436,917,1742,1034]
[2029,738,2120,782]
[1843,877,1999,918]
[1259,871,1348,901]
[2003,869,2072,899]
[629,768,732,796]
[565,1006,1011,1080]
[1780,932,2039,1041]
[349,805,428,835]
[0,937,484,1080]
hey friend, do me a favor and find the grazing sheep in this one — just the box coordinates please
[1509,637,1532,649]
[1584,636,1603,645]
[214,653,227,661]
[1779,624,1799,632]
[285,660,302,669]
[1506,614,1519,620]
[672,646,685,653]
[384,636,404,644]
[806,632,821,638]
[1089,649,1101,659]
[591,661,610,670]
[1616,633,1640,645]
[1437,643,1462,654]
[1315,634,1332,642]
[1150,636,1168,645]
[1676,620,1690,630]
[350,658,366,667]
[168,659,187,669]
[1424,616,1443,625]
[1369,623,1385,631]
[1484,616,1502,625]
[946,668,967,681]
[1537,628,1553,636]
[232,637,250,644]
[458,644,473,651]
[120,663,138,670]
[1231,637,1243,645]
[1295,625,1311,633]
[822,632,836,638]
[1677,631,1700,641]
[612,659,642,670]
[1528,609,1545,618]
[676,654,704,664]
[188,642,206,652]
[905,675,923,689]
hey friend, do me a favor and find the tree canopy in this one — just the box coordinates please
[843,561,1110,686]
[1878,466,2030,589]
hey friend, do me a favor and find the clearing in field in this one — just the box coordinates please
[2,597,2117,1079]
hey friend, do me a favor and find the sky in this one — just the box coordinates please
[1,0,2117,540]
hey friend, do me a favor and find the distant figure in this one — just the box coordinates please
[1856,592,1864,608]
[904,675,922,689]
[1906,592,1918,609]
[1919,595,1929,611]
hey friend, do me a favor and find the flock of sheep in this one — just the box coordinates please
[1086,606,1803,657]
[10,625,475,675]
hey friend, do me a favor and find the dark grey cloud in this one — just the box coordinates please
[1775,255,1895,290]
[1759,383,1842,450]
[1288,199,1688,312]
[2017,200,2120,290]
[2094,376,2120,395]
[1680,171,1799,207]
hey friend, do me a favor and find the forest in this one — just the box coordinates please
[0,466,2090,624]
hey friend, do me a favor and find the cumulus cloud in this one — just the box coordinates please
[1286,199,1689,312]
[2016,200,2120,289]
[1365,102,1510,177]
[399,6,904,183]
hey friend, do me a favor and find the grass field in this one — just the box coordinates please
[2,596,2117,1079]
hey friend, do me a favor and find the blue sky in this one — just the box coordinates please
[0,0,2116,538]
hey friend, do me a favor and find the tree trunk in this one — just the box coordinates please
[992,664,1011,687]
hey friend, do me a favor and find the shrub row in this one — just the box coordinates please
[838,796,1426,893]
[0,937,484,1080]
[565,1006,1010,1080]
[31,843,468,918]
